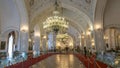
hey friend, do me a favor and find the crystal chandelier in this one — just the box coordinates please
[43,0,69,34]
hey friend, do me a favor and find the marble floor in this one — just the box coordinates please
[30,54,85,68]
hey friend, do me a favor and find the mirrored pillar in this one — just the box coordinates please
[94,29,105,53]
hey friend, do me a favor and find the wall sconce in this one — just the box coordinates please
[69,42,73,46]
[57,42,61,47]
[81,33,85,38]
[86,30,91,35]
[43,35,46,39]
[104,36,108,40]
[91,39,95,47]
[35,32,40,37]
[115,60,119,65]
[28,38,31,42]
[91,39,94,42]
[95,24,102,31]
[119,35,120,39]
[89,26,94,31]
[80,42,81,46]
[81,36,84,38]
[91,42,95,47]
[21,26,28,32]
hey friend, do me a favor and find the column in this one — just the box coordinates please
[47,32,56,52]
[81,34,86,54]
[94,29,105,53]
[85,34,92,56]
[33,36,40,57]
[85,35,91,50]
[76,37,80,51]
[80,35,83,51]
[20,30,29,59]
[53,32,56,51]
[17,32,21,51]
[48,32,53,51]
[33,25,40,57]
[42,35,47,53]
[16,0,29,59]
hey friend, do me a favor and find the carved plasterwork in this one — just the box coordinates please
[104,24,120,30]
[25,0,97,22]
[24,0,97,36]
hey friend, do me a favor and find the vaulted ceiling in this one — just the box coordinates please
[24,0,97,37]
[0,0,120,44]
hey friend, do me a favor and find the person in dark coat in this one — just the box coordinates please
[84,47,87,56]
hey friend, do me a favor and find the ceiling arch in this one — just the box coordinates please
[29,4,93,32]
[29,7,86,33]
[26,0,97,38]
[26,0,96,30]
[26,0,97,22]
[61,2,93,29]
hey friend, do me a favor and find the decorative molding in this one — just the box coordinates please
[104,24,120,30]
[25,0,97,22]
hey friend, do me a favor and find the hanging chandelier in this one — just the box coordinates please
[43,0,69,34]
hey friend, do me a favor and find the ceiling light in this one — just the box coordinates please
[43,0,69,34]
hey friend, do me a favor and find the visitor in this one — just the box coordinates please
[65,47,69,52]
[84,47,87,56]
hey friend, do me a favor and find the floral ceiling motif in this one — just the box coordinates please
[25,0,97,21]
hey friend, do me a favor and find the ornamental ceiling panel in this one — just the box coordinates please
[25,0,97,22]
[25,0,97,36]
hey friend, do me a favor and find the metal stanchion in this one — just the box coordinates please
[87,58,90,68]
[22,56,24,68]
[94,59,96,68]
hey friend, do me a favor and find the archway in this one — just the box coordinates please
[56,34,73,53]
[104,27,120,51]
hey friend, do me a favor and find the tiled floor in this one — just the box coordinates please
[30,54,85,68]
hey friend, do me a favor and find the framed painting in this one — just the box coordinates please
[0,41,6,50]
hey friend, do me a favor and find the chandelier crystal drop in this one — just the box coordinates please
[43,0,69,34]
[43,10,69,33]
